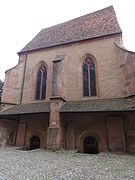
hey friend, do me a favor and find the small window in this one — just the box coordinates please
[83,57,97,96]
[36,65,47,100]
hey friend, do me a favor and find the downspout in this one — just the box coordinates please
[23,120,27,149]
[20,52,28,104]
[18,52,28,148]
[14,115,20,146]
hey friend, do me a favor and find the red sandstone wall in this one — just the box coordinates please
[0,119,17,146]
[16,34,123,103]
[124,112,135,153]
[116,43,135,97]
[107,116,126,151]
[62,112,129,153]
[15,114,49,149]
[63,113,109,152]
[2,54,27,104]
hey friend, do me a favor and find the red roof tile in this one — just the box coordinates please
[19,6,122,54]
[60,98,135,112]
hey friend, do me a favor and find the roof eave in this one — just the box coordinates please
[60,109,135,113]
[0,111,50,116]
[18,32,122,55]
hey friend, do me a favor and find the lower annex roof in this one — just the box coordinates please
[0,102,50,116]
[0,98,135,116]
[60,98,135,112]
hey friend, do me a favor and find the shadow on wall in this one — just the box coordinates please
[0,131,15,146]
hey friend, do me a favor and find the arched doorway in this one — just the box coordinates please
[30,136,40,150]
[83,136,98,154]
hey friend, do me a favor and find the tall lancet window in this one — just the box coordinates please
[83,57,97,97]
[36,65,47,100]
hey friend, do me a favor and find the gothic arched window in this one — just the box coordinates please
[36,65,47,100]
[83,57,97,97]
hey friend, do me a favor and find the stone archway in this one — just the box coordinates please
[83,136,98,154]
[25,131,45,150]
[29,135,41,150]
[79,130,104,153]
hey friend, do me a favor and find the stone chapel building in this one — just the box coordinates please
[0,6,135,154]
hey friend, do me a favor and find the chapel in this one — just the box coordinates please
[0,6,135,154]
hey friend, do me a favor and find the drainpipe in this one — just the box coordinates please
[20,52,28,104]
[14,115,20,146]
[18,53,28,149]
[23,120,27,149]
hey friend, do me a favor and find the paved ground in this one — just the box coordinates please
[0,147,135,180]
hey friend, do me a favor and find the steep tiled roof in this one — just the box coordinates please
[60,99,135,112]
[0,102,50,116]
[19,6,122,54]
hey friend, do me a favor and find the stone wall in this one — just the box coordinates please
[0,119,17,146]
[115,43,135,97]
[63,113,109,152]
[0,111,135,153]
[23,34,123,103]
[15,113,49,149]
[124,112,135,153]
[62,112,130,153]
[2,54,27,104]
[2,34,123,104]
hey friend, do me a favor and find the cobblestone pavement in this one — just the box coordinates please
[0,147,135,180]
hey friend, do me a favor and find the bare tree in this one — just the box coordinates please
[0,80,4,101]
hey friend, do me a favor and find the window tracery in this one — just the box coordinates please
[83,57,97,96]
[36,65,47,100]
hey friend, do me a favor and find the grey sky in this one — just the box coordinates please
[0,0,135,80]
